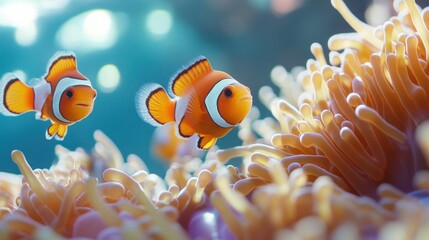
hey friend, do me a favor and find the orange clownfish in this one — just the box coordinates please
[136,56,252,150]
[0,51,97,140]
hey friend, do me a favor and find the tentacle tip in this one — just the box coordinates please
[11,150,24,163]
[330,0,342,9]
[311,42,322,51]
[93,129,104,140]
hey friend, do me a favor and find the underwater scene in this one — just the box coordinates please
[1,0,429,239]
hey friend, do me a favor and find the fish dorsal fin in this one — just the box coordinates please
[44,51,77,83]
[170,56,212,96]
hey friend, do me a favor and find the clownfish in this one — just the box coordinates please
[136,56,252,150]
[0,51,97,140]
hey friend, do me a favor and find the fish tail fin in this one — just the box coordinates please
[136,84,176,126]
[0,73,34,116]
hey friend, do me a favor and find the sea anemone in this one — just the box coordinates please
[0,132,190,239]
[1,0,429,239]
[219,0,429,198]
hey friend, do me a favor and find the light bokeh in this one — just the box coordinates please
[56,9,118,52]
[97,64,121,93]
[0,2,37,27]
[15,23,38,47]
[145,9,173,36]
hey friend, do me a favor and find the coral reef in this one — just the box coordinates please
[1,0,429,239]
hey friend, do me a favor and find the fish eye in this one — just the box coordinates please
[224,87,233,98]
[66,90,73,98]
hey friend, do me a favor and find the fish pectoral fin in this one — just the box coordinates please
[177,118,195,138]
[186,89,205,123]
[35,112,49,121]
[46,123,60,140]
[46,123,68,140]
[197,135,217,150]
[41,114,49,120]
[55,125,68,141]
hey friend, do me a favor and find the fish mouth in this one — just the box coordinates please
[75,103,91,108]
[239,97,253,102]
